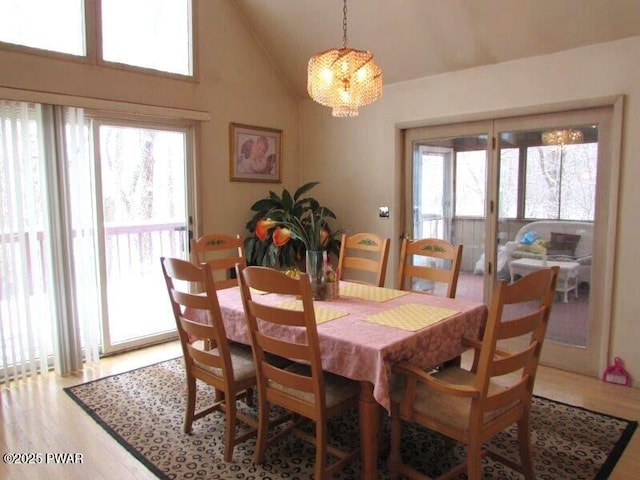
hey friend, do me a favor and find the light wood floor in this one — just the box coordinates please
[1,341,638,480]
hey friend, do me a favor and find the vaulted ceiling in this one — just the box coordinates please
[231,0,640,99]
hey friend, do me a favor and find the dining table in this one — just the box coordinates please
[194,280,488,479]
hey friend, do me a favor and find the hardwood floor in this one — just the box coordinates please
[1,341,638,480]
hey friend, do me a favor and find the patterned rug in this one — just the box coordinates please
[64,358,637,479]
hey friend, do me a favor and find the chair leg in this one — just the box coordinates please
[518,411,535,480]
[224,395,236,462]
[387,404,403,480]
[315,421,328,480]
[254,400,270,465]
[184,376,196,433]
[466,436,483,480]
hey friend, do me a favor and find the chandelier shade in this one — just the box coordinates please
[308,47,382,117]
[307,0,382,117]
[541,128,584,146]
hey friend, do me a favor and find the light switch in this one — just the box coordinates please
[379,206,390,218]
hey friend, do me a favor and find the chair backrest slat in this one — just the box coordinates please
[262,361,316,393]
[256,331,310,362]
[490,343,538,377]
[187,343,226,370]
[403,264,453,284]
[497,310,546,340]
[251,302,309,327]
[482,376,530,413]
[173,290,212,310]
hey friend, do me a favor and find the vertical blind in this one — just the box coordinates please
[0,101,53,381]
[64,107,101,368]
[0,100,101,383]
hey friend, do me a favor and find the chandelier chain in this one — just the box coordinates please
[343,0,348,48]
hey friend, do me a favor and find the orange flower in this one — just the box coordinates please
[272,227,291,247]
[256,218,277,241]
[320,227,330,246]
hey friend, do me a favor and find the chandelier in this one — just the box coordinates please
[307,0,382,117]
[541,128,584,146]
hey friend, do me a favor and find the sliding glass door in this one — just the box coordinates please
[493,107,616,376]
[403,106,619,377]
[404,121,491,302]
[1,100,195,382]
[94,120,192,352]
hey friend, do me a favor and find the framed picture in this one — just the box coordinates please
[229,123,282,182]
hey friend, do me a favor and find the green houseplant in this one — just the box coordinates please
[244,182,341,269]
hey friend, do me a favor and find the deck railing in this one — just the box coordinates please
[0,222,186,300]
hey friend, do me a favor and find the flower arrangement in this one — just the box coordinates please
[244,182,342,269]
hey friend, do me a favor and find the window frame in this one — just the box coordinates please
[0,0,198,81]
[95,0,198,81]
[0,0,92,64]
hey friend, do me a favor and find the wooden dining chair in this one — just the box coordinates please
[236,264,361,479]
[388,266,559,480]
[160,256,258,462]
[191,233,246,289]
[337,232,391,287]
[397,237,463,298]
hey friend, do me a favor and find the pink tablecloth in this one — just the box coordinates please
[196,282,487,413]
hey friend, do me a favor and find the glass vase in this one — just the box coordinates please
[305,250,327,300]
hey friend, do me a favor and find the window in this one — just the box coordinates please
[498,148,519,218]
[419,153,445,218]
[497,129,598,222]
[101,0,193,76]
[0,0,85,55]
[524,143,597,220]
[0,0,193,77]
[455,150,486,217]
[452,135,597,222]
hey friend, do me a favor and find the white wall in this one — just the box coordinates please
[301,36,640,386]
[0,0,301,238]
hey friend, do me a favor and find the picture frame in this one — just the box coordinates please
[229,123,282,183]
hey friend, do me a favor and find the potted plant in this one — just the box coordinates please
[244,182,341,271]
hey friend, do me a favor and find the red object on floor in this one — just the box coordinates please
[602,357,631,386]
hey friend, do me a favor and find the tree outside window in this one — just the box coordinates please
[525,144,597,221]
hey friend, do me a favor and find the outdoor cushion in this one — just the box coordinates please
[547,232,581,256]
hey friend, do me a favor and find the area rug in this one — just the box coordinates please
[64,358,637,479]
